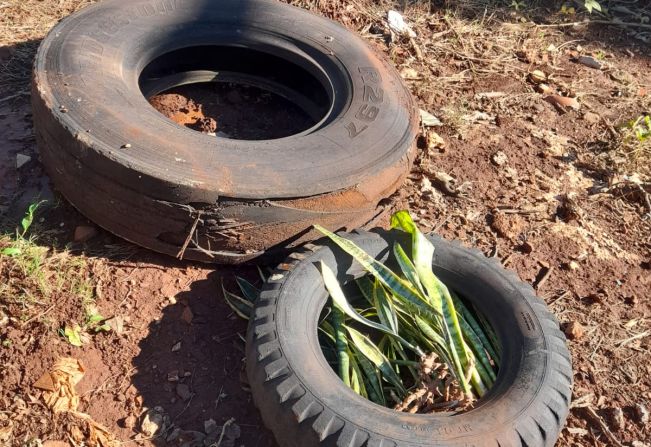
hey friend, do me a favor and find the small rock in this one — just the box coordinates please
[140,408,163,436]
[576,55,602,70]
[425,130,445,150]
[167,370,180,382]
[565,260,580,271]
[181,306,193,324]
[419,109,442,127]
[521,241,534,254]
[176,383,192,401]
[16,153,31,169]
[583,111,600,124]
[171,341,181,352]
[166,427,181,442]
[491,151,508,166]
[607,407,625,431]
[563,321,585,340]
[529,70,547,83]
[73,225,98,243]
[536,83,553,95]
[120,415,137,429]
[491,213,524,240]
[203,418,218,434]
[634,403,649,425]
[121,143,131,149]
[400,67,419,79]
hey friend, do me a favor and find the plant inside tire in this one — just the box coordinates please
[32,0,417,263]
[246,230,573,447]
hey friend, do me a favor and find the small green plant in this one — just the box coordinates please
[1,200,46,256]
[617,114,651,167]
[583,0,602,13]
[225,211,499,411]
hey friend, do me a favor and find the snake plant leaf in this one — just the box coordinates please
[221,282,253,320]
[332,306,350,386]
[346,326,406,397]
[235,276,260,303]
[353,345,385,405]
[314,226,428,309]
[372,279,398,333]
[393,242,426,296]
[320,261,423,356]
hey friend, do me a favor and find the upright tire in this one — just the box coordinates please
[32,0,418,263]
[246,230,573,447]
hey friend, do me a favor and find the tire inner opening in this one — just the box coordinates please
[139,46,332,140]
[318,277,501,414]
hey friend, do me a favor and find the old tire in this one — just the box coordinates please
[246,230,573,447]
[32,0,417,263]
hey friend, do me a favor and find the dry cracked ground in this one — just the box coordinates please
[1,0,650,446]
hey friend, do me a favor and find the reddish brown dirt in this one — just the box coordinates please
[1,1,651,446]
[148,82,315,140]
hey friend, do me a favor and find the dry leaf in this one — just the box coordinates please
[34,357,84,412]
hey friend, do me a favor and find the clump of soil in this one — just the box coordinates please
[148,82,316,140]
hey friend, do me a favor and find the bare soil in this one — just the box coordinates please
[1,0,650,446]
[148,82,315,140]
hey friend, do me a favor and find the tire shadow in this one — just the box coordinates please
[131,270,277,446]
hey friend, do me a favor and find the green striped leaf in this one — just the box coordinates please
[392,242,426,296]
[346,326,406,397]
[235,276,260,303]
[320,261,423,355]
[221,282,253,320]
[373,279,398,333]
[314,226,429,311]
[331,306,350,387]
[353,345,385,405]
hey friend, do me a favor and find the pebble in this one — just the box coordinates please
[634,403,649,425]
[491,151,508,166]
[583,111,600,124]
[73,225,98,243]
[16,153,31,169]
[120,415,136,429]
[204,418,218,434]
[176,383,192,401]
[608,407,625,431]
[140,409,163,436]
[577,55,603,70]
[563,321,585,340]
[167,370,179,382]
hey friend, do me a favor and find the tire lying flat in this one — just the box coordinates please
[246,230,573,447]
[32,0,418,263]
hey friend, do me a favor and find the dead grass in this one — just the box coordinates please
[0,0,94,96]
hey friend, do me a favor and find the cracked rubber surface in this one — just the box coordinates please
[246,230,573,447]
[31,0,417,263]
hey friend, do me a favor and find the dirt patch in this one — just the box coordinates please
[148,82,316,140]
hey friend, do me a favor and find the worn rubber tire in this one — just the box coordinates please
[31,0,417,263]
[246,230,573,447]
